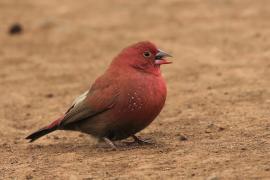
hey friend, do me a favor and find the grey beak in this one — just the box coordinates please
[155,49,172,60]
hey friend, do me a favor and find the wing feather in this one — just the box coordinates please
[59,78,119,127]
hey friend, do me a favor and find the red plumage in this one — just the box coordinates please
[26,41,172,148]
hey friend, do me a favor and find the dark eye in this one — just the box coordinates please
[143,51,152,58]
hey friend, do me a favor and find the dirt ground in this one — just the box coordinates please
[0,0,269,179]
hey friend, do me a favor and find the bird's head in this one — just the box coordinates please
[111,41,172,75]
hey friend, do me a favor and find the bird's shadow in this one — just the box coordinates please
[25,139,165,154]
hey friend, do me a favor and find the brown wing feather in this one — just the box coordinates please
[59,77,119,127]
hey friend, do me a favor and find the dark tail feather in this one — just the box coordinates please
[26,117,63,142]
[25,126,57,142]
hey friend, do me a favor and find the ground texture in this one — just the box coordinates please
[0,0,270,179]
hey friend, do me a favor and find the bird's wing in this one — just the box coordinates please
[59,80,119,127]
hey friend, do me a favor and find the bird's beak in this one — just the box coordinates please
[155,49,172,65]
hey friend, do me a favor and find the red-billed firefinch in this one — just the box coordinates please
[26,41,172,149]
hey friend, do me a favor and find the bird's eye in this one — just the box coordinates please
[143,51,152,58]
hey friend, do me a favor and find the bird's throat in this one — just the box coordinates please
[132,64,161,76]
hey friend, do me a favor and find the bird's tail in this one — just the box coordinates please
[25,116,64,142]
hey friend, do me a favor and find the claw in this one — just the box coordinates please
[131,135,153,145]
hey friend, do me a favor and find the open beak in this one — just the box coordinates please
[155,49,172,65]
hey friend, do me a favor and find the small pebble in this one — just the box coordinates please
[218,127,225,131]
[45,93,54,98]
[78,134,85,137]
[9,23,23,35]
[179,134,188,141]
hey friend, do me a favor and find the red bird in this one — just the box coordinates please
[26,41,172,149]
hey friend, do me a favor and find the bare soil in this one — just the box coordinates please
[0,0,269,179]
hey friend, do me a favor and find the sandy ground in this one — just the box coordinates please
[0,0,270,179]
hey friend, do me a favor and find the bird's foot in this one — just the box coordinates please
[103,137,117,150]
[132,135,153,145]
[124,135,154,146]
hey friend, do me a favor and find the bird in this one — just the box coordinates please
[26,41,172,149]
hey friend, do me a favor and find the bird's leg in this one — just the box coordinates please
[131,135,153,145]
[103,137,117,150]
